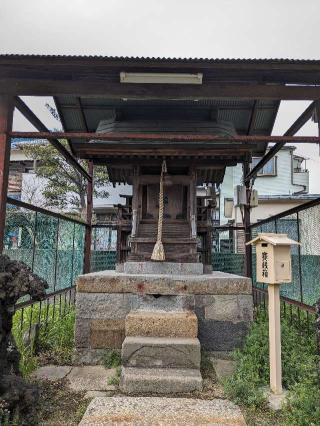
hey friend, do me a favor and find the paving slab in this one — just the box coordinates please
[79,396,247,425]
[67,366,117,391]
[31,365,72,381]
[210,358,236,381]
[125,310,198,338]
[120,367,202,394]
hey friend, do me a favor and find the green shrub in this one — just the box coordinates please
[224,309,319,411]
[103,350,121,369]
[284,377,320,426]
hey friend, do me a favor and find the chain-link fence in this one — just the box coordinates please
[250,199,320,306]
[212,227,245,276]
[4,197,86,293]
[90,225,117,272]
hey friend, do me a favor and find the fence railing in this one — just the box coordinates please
[4,197,86,294]
[213,198,320,308]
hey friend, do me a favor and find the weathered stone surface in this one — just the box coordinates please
[120,367,203,394]
[31,365,72,381]
[197,318,250,351]
[123,261,204,275]
[73,348,106,365]
[211,357,236,381]
[76,270,252,295]
[74,318,90,348]
[125,310,198,338]
[122,336,200,369]
[195,294,253,323]
[267,391,288,411]
[132,294,195,312]
[76,293,136,319]
[80,396,246,426]
[90,319,125,349]
[67,366,117,391]
[84,390,108,399]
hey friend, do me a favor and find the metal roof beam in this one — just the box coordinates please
[14,97,91,181]
[245,101,317,183]
[9,130,320,144]
[2,82,320,100]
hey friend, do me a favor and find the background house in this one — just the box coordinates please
[219,145,317,226]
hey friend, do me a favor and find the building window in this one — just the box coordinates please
[252,157,277,176]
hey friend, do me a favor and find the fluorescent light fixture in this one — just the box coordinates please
[120,72,203,85]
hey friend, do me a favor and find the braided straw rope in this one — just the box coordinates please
[151,160,167,261]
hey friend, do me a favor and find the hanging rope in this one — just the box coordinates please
[151,160,167,261]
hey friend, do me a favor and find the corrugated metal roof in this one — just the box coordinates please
[1,54,320,64]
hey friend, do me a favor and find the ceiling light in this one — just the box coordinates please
[120,72,203,85]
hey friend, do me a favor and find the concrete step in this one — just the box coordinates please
[120,367,203,394]
[122,336,201,369]
[125,310,198,338]
[80,396,247,426]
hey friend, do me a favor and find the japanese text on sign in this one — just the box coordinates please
[262,251,268,278]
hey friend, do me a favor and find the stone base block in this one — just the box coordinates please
[123,261,204,275]
[120,367,202,394]
[122,336,200,369]
[125,310,198,338]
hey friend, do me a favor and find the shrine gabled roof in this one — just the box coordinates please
[54,97,279,157]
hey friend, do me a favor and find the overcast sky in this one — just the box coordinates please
[1,0,319,193]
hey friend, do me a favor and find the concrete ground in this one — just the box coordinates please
[32,364,246,425]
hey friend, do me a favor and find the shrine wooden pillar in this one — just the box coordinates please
[83,160,93,273]
[0,96,14,252]
[243,161,252,278]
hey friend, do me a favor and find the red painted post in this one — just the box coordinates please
[243,161,252,278]
[0,96,14,252]
[83,160,93,273]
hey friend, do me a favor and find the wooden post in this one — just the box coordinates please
[83,160,93,273]
[268,283,283,394]
[0,96,14,252]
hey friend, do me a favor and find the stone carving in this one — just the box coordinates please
[0,254,48,424]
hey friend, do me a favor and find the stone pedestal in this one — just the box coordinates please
[74,263,253,365]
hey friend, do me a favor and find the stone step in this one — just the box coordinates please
[80,397,247,426]
[120,367,203,394]
[122,336,201,369]
[123,261,203,275]
[125,310,198,338]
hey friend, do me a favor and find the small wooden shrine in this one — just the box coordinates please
[82,115,241,269]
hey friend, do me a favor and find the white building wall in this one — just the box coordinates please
[219,148,309,224]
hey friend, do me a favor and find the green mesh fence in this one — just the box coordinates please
[251,203,320,306]
[90,226,117,272]
[4,202,86,293]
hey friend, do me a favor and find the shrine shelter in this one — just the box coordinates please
[1,55,320,275]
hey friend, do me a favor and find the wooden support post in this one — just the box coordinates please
[83,161,93,273]
[268,283,283,394]
[243,161,252,277]
[0,96,14,252]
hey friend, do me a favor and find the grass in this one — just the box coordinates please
[223,307,320,425]
[12,302,76,376]
[103,349,121,369]
[107,366,121,386]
